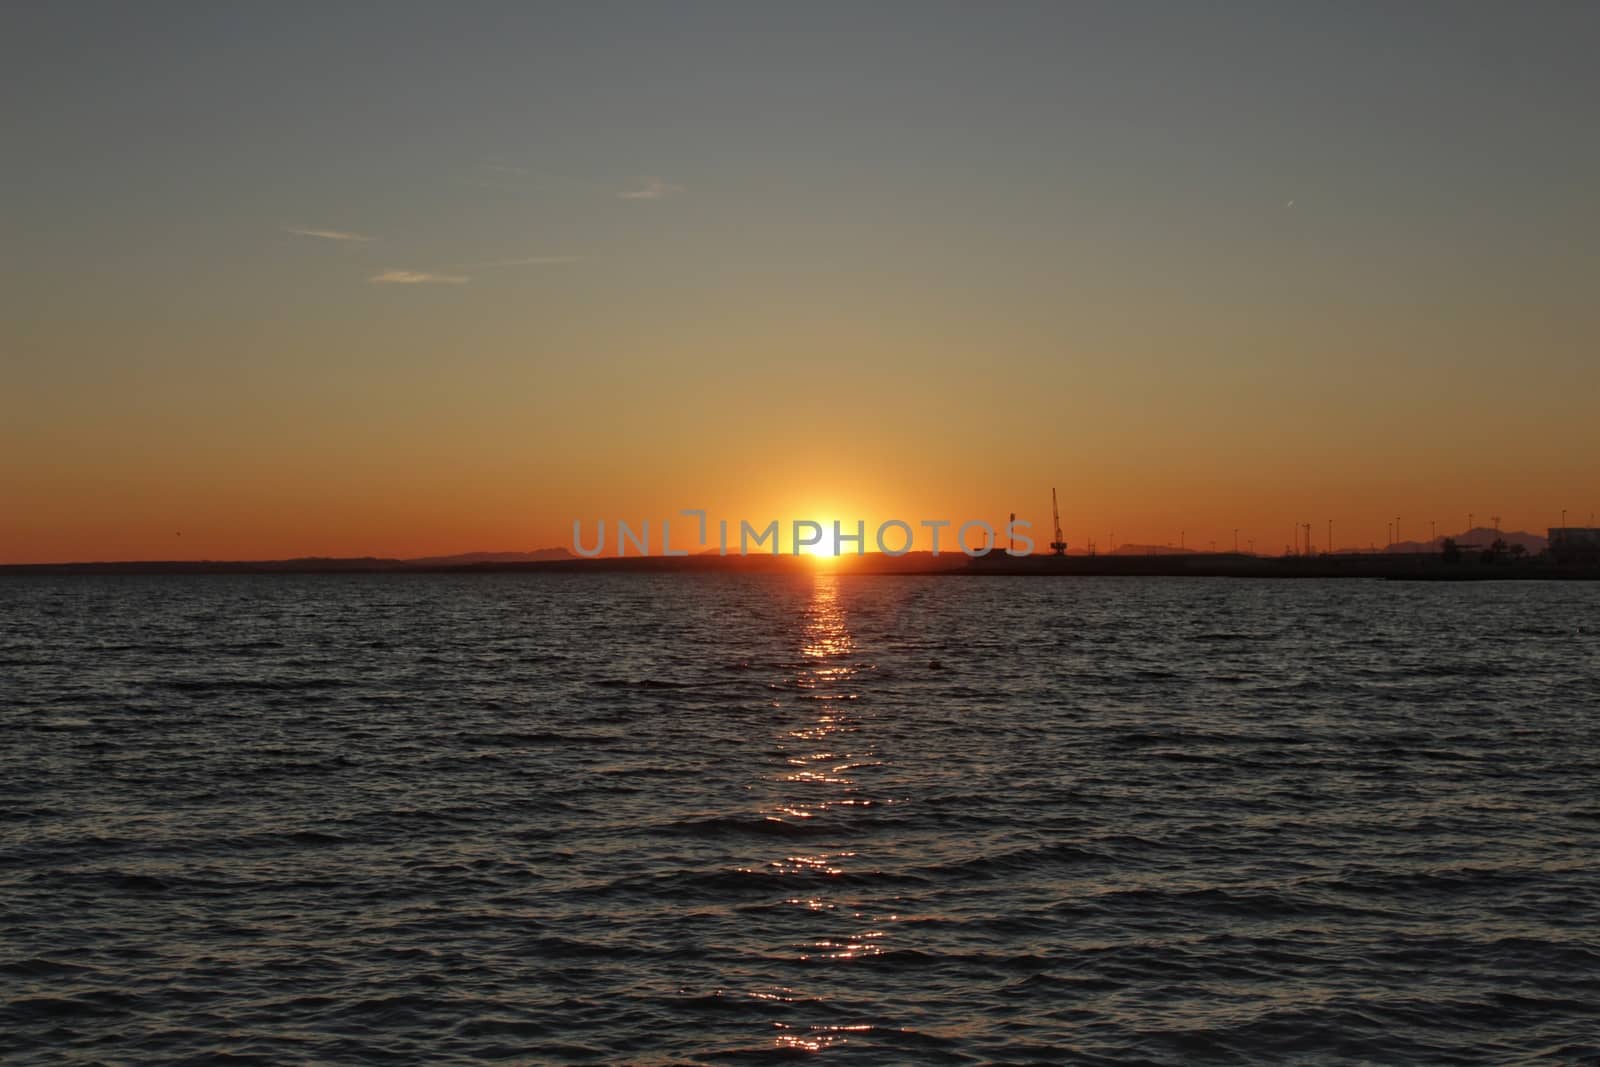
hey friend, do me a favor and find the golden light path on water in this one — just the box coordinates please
[765,573,896,1054]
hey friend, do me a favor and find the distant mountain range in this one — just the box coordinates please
[0,529,1566,574]
[401,549,573,566]
[219,547,580,570]
[404,532,1553,562]
[1380,528,1548,554]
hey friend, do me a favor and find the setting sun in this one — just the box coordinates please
[800,521,839,559]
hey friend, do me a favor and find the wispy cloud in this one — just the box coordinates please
[618,177,684,201]
[286,226,374,242]
[367,256,577,286]
[368,270,469,285]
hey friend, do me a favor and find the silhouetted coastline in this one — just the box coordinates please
[4,551,1596,580]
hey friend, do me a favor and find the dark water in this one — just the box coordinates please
[4,574,1599,1064]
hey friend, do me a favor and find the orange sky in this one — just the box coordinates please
[3,7,1597,563]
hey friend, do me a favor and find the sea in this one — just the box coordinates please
[3,573,1598,1063]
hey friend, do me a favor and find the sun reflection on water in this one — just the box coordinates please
[800,575,853,662]
[773,1022,879,1052]
[753,573,897,1052]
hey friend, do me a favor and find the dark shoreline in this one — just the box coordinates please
[3,552,1596,581]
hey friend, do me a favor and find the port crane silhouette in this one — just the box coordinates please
[1050,487,1068,556]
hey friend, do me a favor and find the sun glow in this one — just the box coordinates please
[799,519,840,559]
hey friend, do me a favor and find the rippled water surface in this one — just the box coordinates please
[4,574,1600,1063]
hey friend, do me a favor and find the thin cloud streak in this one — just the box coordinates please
[367,257,574,286]
[368,270,468,285]
[618,177,684,200]
[286,226,374,242]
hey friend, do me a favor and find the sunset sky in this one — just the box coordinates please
[4,3,1597,562]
